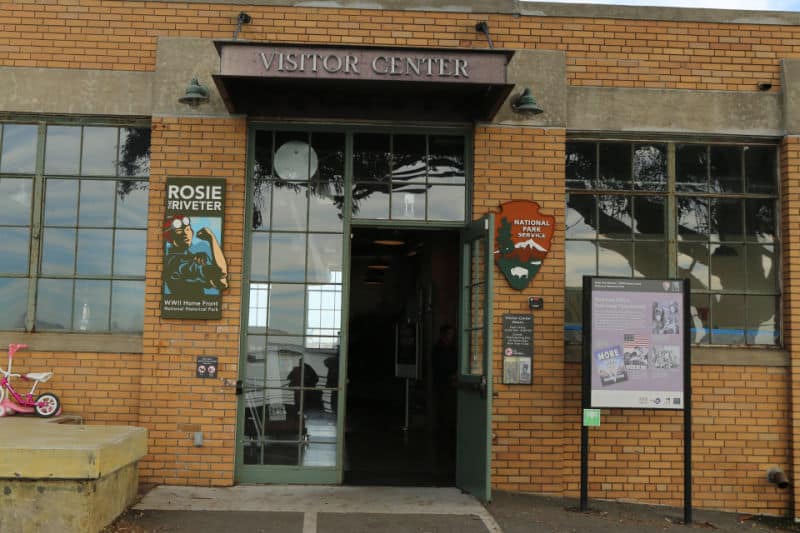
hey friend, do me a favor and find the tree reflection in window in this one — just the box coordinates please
[566,141,779,346]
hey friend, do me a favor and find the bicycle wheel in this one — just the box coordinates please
[34,393,60,417]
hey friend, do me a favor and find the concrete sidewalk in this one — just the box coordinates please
[102,486,799,533]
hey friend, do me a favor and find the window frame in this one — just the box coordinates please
[0,118,151,335]
[566,137,781,348]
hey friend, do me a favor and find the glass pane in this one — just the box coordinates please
[566,142,595,189]
[79,180,115,227]
[746,243,776,292]
[391,185,425,220]
[678,242,710,290]
[633,144,667,191]
[118,128,151,177]
[0,227,30,274]
[113,230,146,276]
[110,280,144,332]
[268,284,305,335]
[633,196,665,239]
[598,241,632,277]
[745,145,776,194]
[302,441,336,467]
[468,326,484,376]
[746,199,775,243]
[677,197,709,240]
[115,181,149,228]
[45,126,81,175]
[1,124,37,174]
[73,279,110,332]
[248,283,271,334]
[269,233,306,283]
[676,144,707,192]
[252,179,272,231]
[0,178,32,225]
[392,134,426,184]
[634,242,666,279]
[274,132,311,181]
[41,227,76,275]
[271,183,307,231]
[0,278,27,329]
[428,135,465,184]
[711,294,745,344]
[598,195,632,239]
[307,234,342,284]
[309,132,345,232]
[44,179,78,226]
[76,229,113,275]
[565,288,582,344]
[352,183,389,219]
[597,143,631,189]
[710,145,742,193]
[353,133,390,183]
[250,233,270,282]
[747,295,779,345]
[427,185,465,221]
[82,127,118,176]
[566,240,596,288]
[36,278,72,330]
[710,198,742,242]
[690,293,710,344]
[710,243,745,291]
[306,284,342,346]
[566,194,596,239]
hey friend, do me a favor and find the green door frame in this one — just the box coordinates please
[235,122,474,485]
[455,213,494,502]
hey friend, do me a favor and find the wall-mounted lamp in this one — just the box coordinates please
[511,87,543,115]
[233,12,252,40]
[475,21,494,49]
[178,77,210,107]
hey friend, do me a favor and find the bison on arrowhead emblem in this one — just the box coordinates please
[494,200,555,290]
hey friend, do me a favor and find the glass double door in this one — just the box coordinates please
[236,126,492,500]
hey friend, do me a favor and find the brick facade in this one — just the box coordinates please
[0,0,796,519]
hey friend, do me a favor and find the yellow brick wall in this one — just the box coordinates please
[0,1,798,90]
[137,116,247,486]
[473,126,567,493]
[781,136,800,516]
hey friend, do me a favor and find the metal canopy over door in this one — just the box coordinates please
[455,213,494,502]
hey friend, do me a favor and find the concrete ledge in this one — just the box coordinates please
[0,462,139,533]
[0,418,147,479]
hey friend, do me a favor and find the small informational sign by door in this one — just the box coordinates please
[502,313,533,384]
[196,356,218,379]
[161,177,229,320]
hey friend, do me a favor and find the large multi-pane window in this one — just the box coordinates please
[566,140,779,346]
[0,122,150,333]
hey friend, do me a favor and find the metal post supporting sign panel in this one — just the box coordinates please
[580,276,692,523]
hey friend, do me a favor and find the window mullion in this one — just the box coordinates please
[666,142,677,278]
[25,123,47,331]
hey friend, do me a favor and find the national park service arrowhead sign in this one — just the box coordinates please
[495,200,555,290]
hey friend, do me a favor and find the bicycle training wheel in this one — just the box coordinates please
[34,393,60,417]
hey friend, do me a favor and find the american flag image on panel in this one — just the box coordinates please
[623,334,649,352]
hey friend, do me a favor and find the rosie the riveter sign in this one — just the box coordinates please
[494,200,555,290]
[161,178,229,319]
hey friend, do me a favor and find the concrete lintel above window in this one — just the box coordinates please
[0,332,142,354]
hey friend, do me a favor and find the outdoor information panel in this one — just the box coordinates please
[585,277,687,410]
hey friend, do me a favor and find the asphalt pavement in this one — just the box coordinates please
[102,486,800,533]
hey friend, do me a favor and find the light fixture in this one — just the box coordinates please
[274,141,318,180]
[367,258,391,270]
[475,21,494,49]
[178,77,210,107]
[373,239,405,246]
[511,87,543,115]
[364,270,385,285]
[233,12,252,40]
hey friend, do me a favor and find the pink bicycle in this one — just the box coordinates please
[0,344,61,417]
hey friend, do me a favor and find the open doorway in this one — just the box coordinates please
[345,227,460,486]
